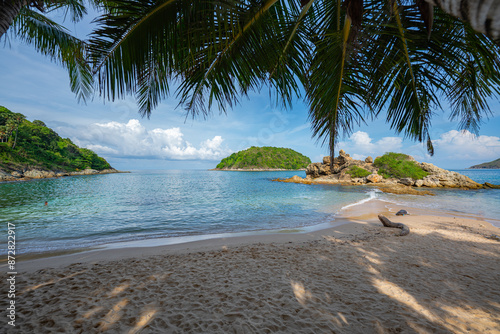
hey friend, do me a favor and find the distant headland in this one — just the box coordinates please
[213,146,311,171]
[469,158,500,169]
[0,106,125,182]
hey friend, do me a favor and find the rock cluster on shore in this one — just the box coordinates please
[0,168,124,182]
[275,150,499,194]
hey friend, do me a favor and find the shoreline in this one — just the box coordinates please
[4,183,500,266]
[7,200,500,333]
[8,198,500,273]
[210,168,306,171]
[0,168,129,183]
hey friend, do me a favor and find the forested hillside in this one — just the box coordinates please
[215,147,311,170]
[0,106,111,172]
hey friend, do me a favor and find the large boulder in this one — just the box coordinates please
[365,156,373,163]
[419,163,482,189]
[420,162,443,174]
[337,149,352,165]
[323,156,331,165]
[306,162,323,178]
[414,179,424,187]
[422,176,440,187]
[399,178,414,186]
[366,174,384,183]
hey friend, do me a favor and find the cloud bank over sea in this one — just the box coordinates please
[73,119,232,161]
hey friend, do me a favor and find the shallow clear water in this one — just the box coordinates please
[0,171,370,254]
[378,169,500,225]
[1,169,499,255]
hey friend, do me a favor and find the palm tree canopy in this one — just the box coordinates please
[30,0,500,163]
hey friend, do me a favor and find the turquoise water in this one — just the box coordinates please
[1,169,499,255]
[0,171,370,254]
[380,169,500,225]
[452,169,500,184]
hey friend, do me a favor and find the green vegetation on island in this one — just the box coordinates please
[373,152,428,180]
[0,106,111,172]
[469,158,500,169]
[345,165,371,178]
[216,147,311,170]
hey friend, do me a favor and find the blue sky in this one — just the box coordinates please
[1,8,499,170]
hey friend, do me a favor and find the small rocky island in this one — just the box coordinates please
[214,146,311,171]
[276,150,499,194]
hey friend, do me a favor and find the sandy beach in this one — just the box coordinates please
[2,199,500,333]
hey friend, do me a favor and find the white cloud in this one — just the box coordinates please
[85,144,119,155]
[338,131,403,158]
[74,119,232,160]
[431,130,500,160]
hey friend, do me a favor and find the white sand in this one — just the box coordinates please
[2,199,500,333]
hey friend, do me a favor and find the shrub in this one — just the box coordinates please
[345,165,371,178]
[373,152,428,179]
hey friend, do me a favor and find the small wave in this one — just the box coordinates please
[337,189,379,211]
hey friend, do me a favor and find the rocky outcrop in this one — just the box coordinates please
[276,151,494,191]
[366,174,383,183]
[0,168,125,183]
[417,163,482,189]
[484,182,500,189]
[24,170,57,179]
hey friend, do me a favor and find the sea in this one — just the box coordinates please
[1,169,499,255]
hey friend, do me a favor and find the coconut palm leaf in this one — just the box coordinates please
[305,0,368,165]
[443,22,500,134]
[176,0,308,117]
[44,0,88,22]
[89,0,185,116]
[366,2,500,154]
[11,7,93,103]
[268,0,314,80]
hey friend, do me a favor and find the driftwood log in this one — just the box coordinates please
[378,214,410,236]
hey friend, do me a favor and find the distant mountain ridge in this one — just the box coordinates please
[469,158,500,169]
[1,106,115,181]
[215,146,311,170]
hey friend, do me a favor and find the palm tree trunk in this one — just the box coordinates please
[0,0,24,39]
[426,0,500,41]
[329,124,336,172]
[12,126,18,149]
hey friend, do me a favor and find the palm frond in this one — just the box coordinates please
[268,0,314,80]
[12,7,93,103]
[364,3,441,154]
[178,0,285,116]
[306,4,367,163]
[443,20,500,134]
[89,0,182,116]
[45,0,88,23]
